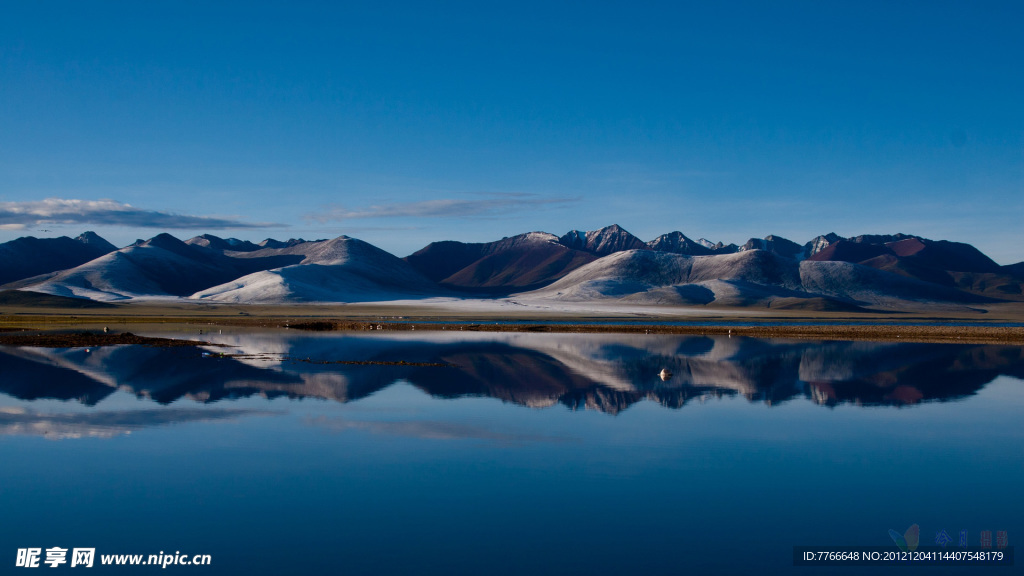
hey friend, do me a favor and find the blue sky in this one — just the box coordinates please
[1,0,1021,262]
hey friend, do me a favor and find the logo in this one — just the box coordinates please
[889,524,920,552]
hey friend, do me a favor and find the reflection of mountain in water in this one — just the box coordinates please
[1,332,1022,414]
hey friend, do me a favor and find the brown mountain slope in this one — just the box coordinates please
[405,232,596,293]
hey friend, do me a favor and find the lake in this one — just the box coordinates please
[1,328,1021,574]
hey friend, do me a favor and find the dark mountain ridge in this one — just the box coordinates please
[557,224,649,255]
[0,232,118,285]
[404,232,597,293]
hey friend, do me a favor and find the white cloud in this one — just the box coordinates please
[0,198,282,229]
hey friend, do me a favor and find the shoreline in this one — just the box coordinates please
[279,321,1024,345]
[0,331,218,348]
[0,318,1021,346]
[1,302,1023,345]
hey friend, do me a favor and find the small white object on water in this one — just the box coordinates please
[658,368,672,381]
[103,326,108,333]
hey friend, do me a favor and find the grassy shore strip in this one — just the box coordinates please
[1,312,1023,345]
[0,332,220,348]
[287,321,1024,344]
[0,324,1019,346]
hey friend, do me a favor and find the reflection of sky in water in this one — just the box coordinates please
[0,330,1022,575]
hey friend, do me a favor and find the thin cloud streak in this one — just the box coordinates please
[306,415,574,445]
[307,193,580,222]
[0,198,283,229]
[304,225,422,233]
[0,406,279,440]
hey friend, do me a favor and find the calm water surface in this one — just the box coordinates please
[1,329,1022,574]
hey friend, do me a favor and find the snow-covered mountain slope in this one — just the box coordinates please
[16,233,302,301]
[192,236,445,303]
[185,234,262,252]
[798,260,990,305]
[518,248,992,310]
[19,249,175,300]
[527,250,802,297]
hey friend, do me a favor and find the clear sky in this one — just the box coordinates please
[1,0,1021,263]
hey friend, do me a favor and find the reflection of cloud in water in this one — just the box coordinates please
[305,415,573,445]
[0,406,278,440]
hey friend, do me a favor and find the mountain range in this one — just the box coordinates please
[2,225,1022,311]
